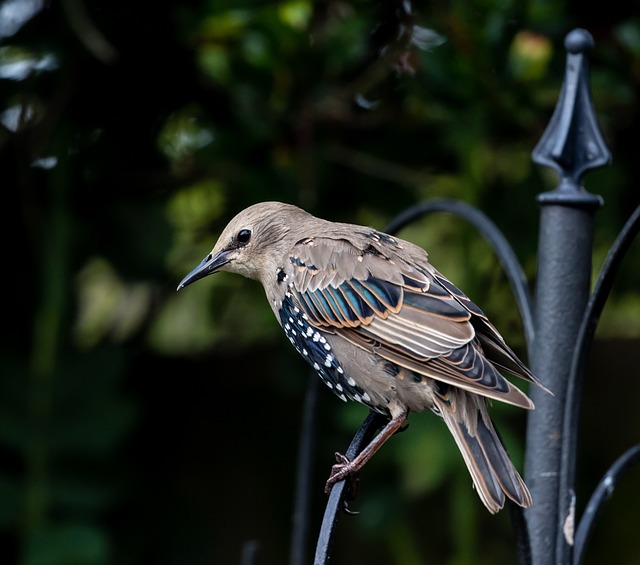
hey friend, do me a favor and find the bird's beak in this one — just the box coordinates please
[177,249,232,290]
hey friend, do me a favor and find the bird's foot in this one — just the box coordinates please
[324,452,353,493]
[324,452,360,514]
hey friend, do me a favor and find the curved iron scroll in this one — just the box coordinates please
[384,199,535,351]
[560,203,640,564]
[573,444,640,565]
[312,198,536,564]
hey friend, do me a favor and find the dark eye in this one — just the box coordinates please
[236,229,252,245]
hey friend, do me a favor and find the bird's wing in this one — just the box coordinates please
[285,234,535,408]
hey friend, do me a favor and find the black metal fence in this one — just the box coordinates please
[248,28,640,565]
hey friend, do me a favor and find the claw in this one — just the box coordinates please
[341,498,360,515]
[324,452,361,513]
[324,452,352,494]
[342,472,360,514]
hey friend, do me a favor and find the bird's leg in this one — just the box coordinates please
[324,411,408,494]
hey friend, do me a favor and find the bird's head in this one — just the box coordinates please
[177,201,308,290]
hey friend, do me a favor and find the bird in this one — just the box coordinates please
[177,201,546,513]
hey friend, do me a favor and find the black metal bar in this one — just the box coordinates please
[508,501,533,565]
[572,444,640,565]
[524,28,610,565]
[241,540,260,565]
[314,411,386,564]
[289,375,321,565]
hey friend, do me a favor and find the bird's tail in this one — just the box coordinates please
[437,395,532,514]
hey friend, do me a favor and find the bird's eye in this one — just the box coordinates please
[236,229,252,246]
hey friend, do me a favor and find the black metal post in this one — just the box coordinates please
[289,375,321,565]
[524,29,610,565]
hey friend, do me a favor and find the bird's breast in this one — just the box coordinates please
[278,290,384,408]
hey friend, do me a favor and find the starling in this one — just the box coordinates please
[178,201,545,513]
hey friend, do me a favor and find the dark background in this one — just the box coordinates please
[2,1,640,563]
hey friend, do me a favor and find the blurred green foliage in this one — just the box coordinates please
[2,1,640,564]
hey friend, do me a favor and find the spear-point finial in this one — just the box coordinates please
[533,28,610,208]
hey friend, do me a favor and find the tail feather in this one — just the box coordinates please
[437,395,532,514]
[474,417,532,507]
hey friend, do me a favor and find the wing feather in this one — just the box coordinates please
[285,235,534,406]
